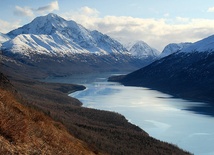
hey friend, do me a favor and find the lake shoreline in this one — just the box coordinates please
[108,75,214,117]
[8,74,191,155]
[65,72,214,155]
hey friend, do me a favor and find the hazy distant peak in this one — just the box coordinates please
[180,35,214,53]
[126,40,160,58]
[160,42,192,58]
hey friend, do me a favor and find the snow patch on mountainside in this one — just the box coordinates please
[7,13,83,37]
[160,43,192,58]
[180,35,214,53]
[2,34,90,56]
[2,13,127,56]
[126,41,160,58]
[91,30,127,54]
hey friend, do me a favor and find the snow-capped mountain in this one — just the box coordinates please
[180,35,214,53]
[110,34,214,107]
[159,35,214,58]
[1,13,151,78]
[160,42,192,58]
[2,34,89,56]
[2,13,127,56]
[126,41,160,58]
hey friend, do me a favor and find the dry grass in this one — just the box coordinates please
[0,88,99,155]
[0,72,191,155]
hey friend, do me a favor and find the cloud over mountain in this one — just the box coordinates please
[13,1,59,18]
[62,6,214,51]
[36,1,59,13]
[3,4,214,51]
[14,6,34,17]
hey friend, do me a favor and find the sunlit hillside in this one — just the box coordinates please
[0,73,98,155]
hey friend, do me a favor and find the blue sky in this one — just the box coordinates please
[1,0,214,51]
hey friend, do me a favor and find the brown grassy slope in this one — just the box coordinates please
[9,76,192,155]
[0,74,99,155]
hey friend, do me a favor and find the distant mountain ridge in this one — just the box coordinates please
[110,34,214,112]
[159,42,192,58]
[180,34,214,53]
[126,41,160,59]
[3,13,127,56]
[1,13,160,78]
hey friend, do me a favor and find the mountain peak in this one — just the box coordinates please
[134,40,147,45]
[126,40,160,58]
[7,13,68,37]
[46,13,59,18]
[39,13,67,24]
[3,13,128,56]
[160,42,192,58]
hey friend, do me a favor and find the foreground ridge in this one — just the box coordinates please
[0,72,98,155]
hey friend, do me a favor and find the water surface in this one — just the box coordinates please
[46,72,214,155]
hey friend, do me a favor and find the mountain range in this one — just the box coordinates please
[0,13,202,154]
[3,13,127,56]
[0,13,161,78]
[4,12,213,106]
[109,34,214,115]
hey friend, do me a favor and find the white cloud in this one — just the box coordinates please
[62,6,99,30]
[14,6,34,17]
[13,1,59,18]
[36,1,59,13]
[79,6,99,17]
[207,7,214,12]
[2,1,59,33]
[175,17,190,23]
[62,8,214,51]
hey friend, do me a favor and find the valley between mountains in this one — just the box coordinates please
[0,13,159,79]
[2,12,213,154]
[109,34,214,116]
